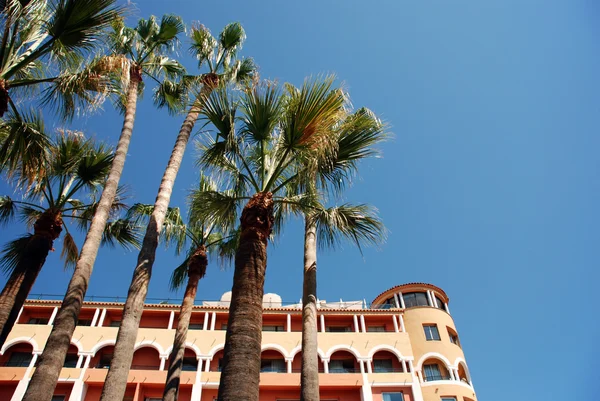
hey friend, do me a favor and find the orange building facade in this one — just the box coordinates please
[0,283,477,401]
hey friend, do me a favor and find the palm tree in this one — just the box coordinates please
[299,107,388,401]
[0,129,139,348]
[190,78,346,401]
[0,0,123,182]
[128,177,237,401]
[21,15,185,401]
[95,23,255,401]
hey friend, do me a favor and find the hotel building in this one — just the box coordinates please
[0,283,477,401]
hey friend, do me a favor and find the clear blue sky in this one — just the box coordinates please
[1,1,598,400]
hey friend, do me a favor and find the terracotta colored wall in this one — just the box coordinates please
[209,350,224,371]
[0,382,17,400]
[371,350,404,371]
[421,383,477,401]
[364,315,396,332]
[131,347,161,369]
[139,312,170,329]
[323,315,355,331]
[53,382,73,400]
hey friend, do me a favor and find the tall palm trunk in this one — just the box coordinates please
[99,81,215,401]
[0,210,63,348]
[217,192,273,401]
[162,246,207,401]
[300,216,319,401]
[21,71,141,401]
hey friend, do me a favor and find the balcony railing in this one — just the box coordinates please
[373,367,406,373]
[329,367,359,373]
[130,365,160,370]
[424,374,451,382]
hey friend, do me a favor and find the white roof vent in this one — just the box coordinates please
[262,293,282,307]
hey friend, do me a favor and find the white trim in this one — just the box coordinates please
[367,344,405,361]
[48,307,58,325]
[70,338,84,354]
[353,315,360,333]
[398,292,406,308]
[206,344,225,358]
[164,342,202,358]
[415,352,452,370]
[261,343,289,358]
[324,344,362,359]
[426,291,434,307]
[203,312,209,331]
[167,311,175,330]
[210,312,216,331]
[75,354,84,368]
[159,356,167,371]
[360,315,366,333]
[97,309,107,327]
[370,382,415,387]
[90,339,116,356]
[16,307,23,324]
[393,293,400,308]
[320,314,325,333]
[286,314,291,332]
[1,336,40,354]
[398,314,406,332]
[444,302,450,314]
[392,315,399,333]
[420,380,474,390]
[431,292,439,308]
[289,344,326,360]
[286,359,292,373]
[90,308,100,327]
[133,340,165,355]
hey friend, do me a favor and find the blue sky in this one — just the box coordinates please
[1,1,598,400]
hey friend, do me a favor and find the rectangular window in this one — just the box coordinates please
[326,326,351,333]
[373,358,394,373]
[51,397,66,401]
[220,324,227,330]
[329,359,355,373]
[98,353,112,369]
[6,352,33,367]
[77,319,92,326]
[109,320,121,327]
[402,292,429,307]
[28,318,49,325]
[448,329,460,346]
[423,324,441,341]
[63,353,79,368]
[441,398,457,401]
[260,359,286,373]
[382,393,403,401]
[189,323,203,330]
[263,325,285,332]
[435,296,446,310]
[182,357,197,371]
[367,326,386,332]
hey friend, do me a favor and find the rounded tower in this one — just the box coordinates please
[372,283,477,401]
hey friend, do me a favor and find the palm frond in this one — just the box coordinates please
[188,189,242,232]
[126,203,186,251]
[152,77,189,115]
[240,82,282,144]
[0,109,50,185]
[0,195,16,226]
[101,218,141,250]
[189,23,216,68]
[169,255,190,291]
[0,234,32,275]
[60,231,78,269]
[18,205,42,229]
[310,203,386,253]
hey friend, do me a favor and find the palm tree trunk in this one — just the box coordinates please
[0,210,63,348]
[99,84,211,401]
[162,247,207,401]
[300,216,319,401]
[217,192,273,401]
[21,72,140,401]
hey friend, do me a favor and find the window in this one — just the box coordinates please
[63,353,78,368]
[447,328,460,346]
[260,359,285,373]
[263,325,285,332]
[220,324,227,330]
[377,297,396,309]
[435,296,445,310]
[329,359,355,373]
[6,352,33,367]
[218,358,223,372]
[326,326,351,333]
[423,363,449,381]
[109,320,121,327]
[97,353,112,368]
[402,292,429,307]
[423,324,440,341]
[77,319,92,326]
[367,326,386,332]
[441,398,457,401]
[182,357,197,371]
[51,397,66,401]
[189,323,203,330]
[373,358,394,373]
[28,318,49,325]
[382,393,403,401]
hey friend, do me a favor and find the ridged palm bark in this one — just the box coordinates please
[162,246,206,401]
[0,210,62,347]
[21,73,141,401]
[217,192,273,401]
